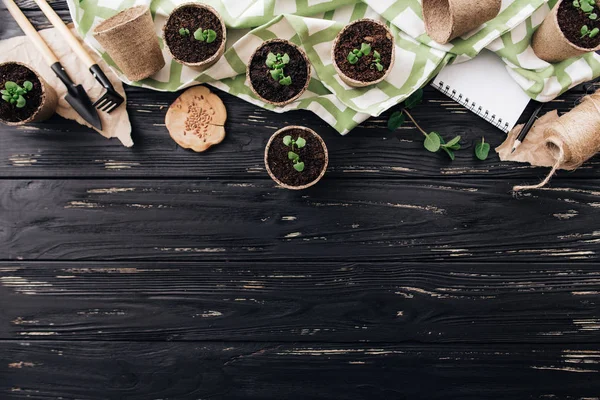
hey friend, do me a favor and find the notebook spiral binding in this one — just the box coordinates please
[434,81,511,133]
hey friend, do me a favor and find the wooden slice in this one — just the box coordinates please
[165,85,226,152]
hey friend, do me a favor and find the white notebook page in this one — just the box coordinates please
[431,50,531,133]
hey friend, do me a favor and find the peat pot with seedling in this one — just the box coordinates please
[332,18,395,87]
[0,62,57,126]
[247,39,311,106]
[264,126,328,190]
[164,3,226,68]
[533,0,600,62]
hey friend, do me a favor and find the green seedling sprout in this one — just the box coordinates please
[266,52,292,86]
[371,50,384,72]
[193,28,217,43]
[574,0,599,28]
[1,80,33,109]
[179,27,190,36]
[283,134,306,172]
[347,43,371,64]
[475,137,490,160]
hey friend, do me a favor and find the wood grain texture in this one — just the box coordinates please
[1,179,599,262]
[2,261,600,343]
[2,341,600,400]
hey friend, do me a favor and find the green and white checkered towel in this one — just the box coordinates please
[67,0,600,134]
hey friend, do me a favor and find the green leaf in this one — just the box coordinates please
[266,52,278,68]
[424,132,441,152]
[590,13,598,19]
[16,88,25,95]
[293,162,305,172]
[5,81,17,91]
[270,69,284,80]
[590,27,600,37]
[360,43,371,56]
[281,53,290,65]
[279,76,292,86]
[574,0,581,7]
[206,29,217,43]
[179,27,189,36]
[375,62,384,72]
[444,135,461,148]
[582,1,594,11]
[23,81,33,91]
[295,137,306,148]
[475,138,491,161]
[16,95,26,108]
[193,28,205,41]
[283,135,292,146]
[373,50,381,60]
[581,25,590,36]
[352,49,360,55]
[0,90,8,95]
[387,111,405,131]
[347,53,359,64]
[2,94,10,102]
[442,147,455,160]
[288,151,299,161]
[404,88,423,109]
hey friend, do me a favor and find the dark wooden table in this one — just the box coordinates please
[2,2,600,399]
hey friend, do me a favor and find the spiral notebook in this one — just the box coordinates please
[432,50,531,133]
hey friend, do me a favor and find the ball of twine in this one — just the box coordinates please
[514,91,600,191]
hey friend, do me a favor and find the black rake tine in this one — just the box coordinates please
[93,96,109,108]
[100,100,114,112]
[105,102,120,113]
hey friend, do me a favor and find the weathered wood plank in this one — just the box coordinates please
[2,341,600,399]
[1,179,599,262]
[1,3,599,180]
[2,261,600,343]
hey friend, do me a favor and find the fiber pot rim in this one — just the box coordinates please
[93,5,149,35]
[552,0,600,52]
[247,39,312,107]
[264,125,329,190]
[0,61,56,126]
[331,18,396,87]
[163,3,227,69]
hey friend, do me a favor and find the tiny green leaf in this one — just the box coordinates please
[16,95,26,108]
[360,43,371,56]
[179,27,189,36]
[283,135,292,146]
[23,81,33,91]
[581,25,590,36]
[2,94,10,102]
[404,88,423,109]
[288,151,300,161]
[295,137,306,148]
[205,29,217,43]
[387,111,405,131]
[293,162,305,172]
[193,28,205,41]
[444,135,461,148]
[5,81,17,91]
[279,76,292,86]
[424,132,441,152]
[281,53,290,65]
[375,63,384,72]
[0,90,8,95]
[373,50,381,60]
[475,137,491,161]
[590,13,598,19]
[347,53,359,64]
[266,52,278,68]
[590,27,600,37]
[574,0,581,7]
[582,1,594,11]
[270,69,284,80]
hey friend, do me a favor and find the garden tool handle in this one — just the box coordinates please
[2,0,59,65]
[33,0,97,69]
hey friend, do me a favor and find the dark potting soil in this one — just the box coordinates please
[0,63,42,123]
[267,129,326,187]
[334,20,393,82]
[249,42,309,104]
[165,5,224,63]
[558,0,600,48]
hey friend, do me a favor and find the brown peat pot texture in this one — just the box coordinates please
[164,4,224,64]
[248,40,310,105]
[0,63,43,123]
[558,0,600,48]
[265,127,328,189]
[333,19,393,84]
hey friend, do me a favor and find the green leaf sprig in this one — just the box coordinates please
[371,50,384,72]
[581,25,600,38]
[1,80,33,108]
[266,52,292,86]
[179,27,190,36]
[387,88,461,160]
[193,28,217,43]
[347,43,371,65]
[283,135,307,172]
[475,137,490,160]
[574,0,599,38]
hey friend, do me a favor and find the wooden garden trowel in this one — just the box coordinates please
[3,0,102,130]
